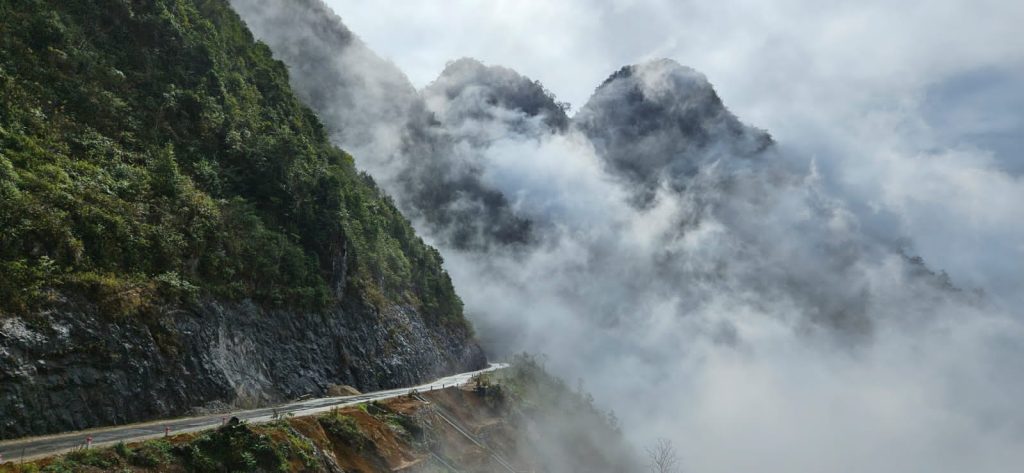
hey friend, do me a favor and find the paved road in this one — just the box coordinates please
[0,364,506,463]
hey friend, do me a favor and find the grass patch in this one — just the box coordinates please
[319,410,370,451]
[128,439,173,468]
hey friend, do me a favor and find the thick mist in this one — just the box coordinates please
[231,2,1024,472]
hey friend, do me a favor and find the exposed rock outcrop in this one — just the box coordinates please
[0,298,484,440]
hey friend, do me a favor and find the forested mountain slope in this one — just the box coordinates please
[0,0,483,440]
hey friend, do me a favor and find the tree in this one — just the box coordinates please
[647,438,680,473]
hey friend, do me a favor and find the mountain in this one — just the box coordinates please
[575,59,773,206]
[0,1,987,470]
[0,0,483,440]
[227,0,963,342]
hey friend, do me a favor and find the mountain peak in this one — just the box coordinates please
[588,59,726,122]
[600,58,709,90]
[576,60,773,205]
[424,58,569,133]
[437,57,489,76]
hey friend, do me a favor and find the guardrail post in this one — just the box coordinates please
[86,436,93,449]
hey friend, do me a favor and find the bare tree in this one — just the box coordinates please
[647,438,680,473]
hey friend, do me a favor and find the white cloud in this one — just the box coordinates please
[251,2,1024,470]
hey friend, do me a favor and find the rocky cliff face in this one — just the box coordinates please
[0,296,484,440]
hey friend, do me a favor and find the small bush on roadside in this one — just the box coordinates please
[64,448,121,469]
[128,439,174,467]
[176,422,287,473]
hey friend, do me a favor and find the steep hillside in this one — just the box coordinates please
[0,0,483,440]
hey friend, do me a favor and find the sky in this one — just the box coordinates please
[251,2,1024,471]
[323,0,1024,115]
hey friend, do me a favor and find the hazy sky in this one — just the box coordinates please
[324,0,1024,121]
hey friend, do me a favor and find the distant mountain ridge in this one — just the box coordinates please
[230,0,776,241]
[233,0,963,344]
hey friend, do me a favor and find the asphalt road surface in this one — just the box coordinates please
[0,363,506,463]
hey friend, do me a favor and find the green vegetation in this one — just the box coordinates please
[0,422,316,473]
[127,439,174,468]
[175,419,307,470]
[0,0,464,327]
[319,410,371,451]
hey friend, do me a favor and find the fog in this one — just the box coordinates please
[231,1,1024,471]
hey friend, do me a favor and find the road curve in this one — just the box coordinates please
[0,363,506,463]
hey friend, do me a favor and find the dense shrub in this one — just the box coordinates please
[177,421,287,472]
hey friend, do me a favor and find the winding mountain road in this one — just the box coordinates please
[0,363,506,463]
